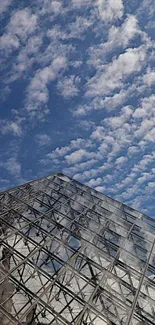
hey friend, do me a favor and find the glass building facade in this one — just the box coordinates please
[0,172,155,325]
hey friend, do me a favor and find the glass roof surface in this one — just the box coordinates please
[0,172,155,325]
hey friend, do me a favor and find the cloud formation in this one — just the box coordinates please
[96,0,124,22]
[0,0,155,216]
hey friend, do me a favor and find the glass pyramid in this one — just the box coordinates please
[0,172,155,325]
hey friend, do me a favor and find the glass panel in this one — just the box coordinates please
[0,173,155,325]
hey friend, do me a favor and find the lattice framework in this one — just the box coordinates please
[0,173,155,325]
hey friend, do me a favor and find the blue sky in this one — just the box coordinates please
[0,0,155,216]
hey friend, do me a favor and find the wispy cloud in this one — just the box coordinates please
[1,121,22,136]
[25,56,67,117]
[0,157,21,180]
[57,75,80,98]
[35,133,51,147]
[0,8,37,54]
[85,46,146,97]
[0,0,13,15]
[96,0,124,22]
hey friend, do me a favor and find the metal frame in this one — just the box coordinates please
[0,172,155,324]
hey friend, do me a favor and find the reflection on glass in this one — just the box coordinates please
[0,173,155,325]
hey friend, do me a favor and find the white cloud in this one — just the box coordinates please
[117,174,137,190]
[0,8,37,53]
[133,95,155,119]
[95,185,106,192]
[47,138,93,159]
[77,120,95,131]
[0,120,22,136]
[68,16,92,39]
[3,158,21,179]
[143,68,155,87]
[144,127,155,142]
[115,162,155,207]
[73,169,100,181]
[8,9,37,39]
[146,181,155,190]
[86,106,135,166]
[132,152,155,173]
[135,119,155,138]
[65,149,92,164]
[91,126,105,141]
[0,34,19,52]
[36,134,51,146]
[63,158,98,175]
[96,0,124,22]
[115,156,127,165]
[68,95,155,185]
[57,75,80,98]
[71,0,92,8]
[114,15,139,46]
[26,56,67,115]
[71,60,83,68]
[127,146,140,157]
[99,90,128,111]
[35,33,74,67]
[39,0,63,15]
[47,16,92,41]
[87,15,139,66]
[48,1,62,14]
[87,177,102,187]
[60,91,154,188]
[86,46,146,97]
[137,0,155,21]
[72,161,113,181]
[8,35,43,82]
[104,106,133,128]
[0,0,13,15]
[47,25,68,41]
[74,89,128,115]
[47,145,70,159]
[137,172,153,184]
